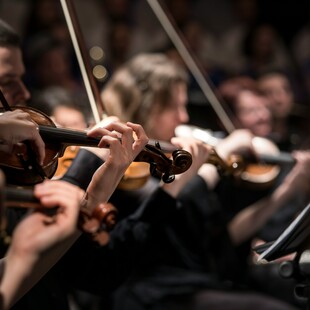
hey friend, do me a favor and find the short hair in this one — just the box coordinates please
[0,19,21,48]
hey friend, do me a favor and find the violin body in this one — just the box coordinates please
[53,146,80,179]
[0,107,60,185]
[117,162,150,190]
[0,106,100,185]
[175,124,295,189]
[0,107,192,186]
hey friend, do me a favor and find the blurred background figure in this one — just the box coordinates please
[257,70,310,151]
[291,7,310,100]
[29,86,90,180]
[24,33,82,94]
[220,0,260,75]
[218,75,272,138]
[31,86,89,130]
[240,22,294,79]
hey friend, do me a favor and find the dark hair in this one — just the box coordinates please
[0,19,21,47]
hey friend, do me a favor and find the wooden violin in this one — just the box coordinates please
[175,124,296,188]
[0,106,192,186]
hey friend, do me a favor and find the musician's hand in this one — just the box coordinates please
[280,150,310,202]
[251,238,296,264]
[0,180,83,309]
[0,110,45,165]
[162,137,210,197]
[8,180,83,258]
[216,129,256,160]
[86,121,148,205]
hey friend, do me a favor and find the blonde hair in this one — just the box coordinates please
[101,53,188,132]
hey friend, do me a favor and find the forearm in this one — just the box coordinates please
[85,159,127,208]
[228,183,294,245]
[0,232,80,309]
[65,187,178,294]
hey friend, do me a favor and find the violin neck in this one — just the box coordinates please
[39,125,100,148]
[258,152,295,165]
[5,187,41,208]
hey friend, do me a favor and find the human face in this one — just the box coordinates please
[258,74,293,119]
[149,82,189,141]
[52,106,86,130]
[0,46,30,106]
[235,90,272,137]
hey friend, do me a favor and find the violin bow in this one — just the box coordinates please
[59,0,193,182]
[146,0,237,134]
[60,0,105,124]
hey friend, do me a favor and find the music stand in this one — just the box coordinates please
[254,202,310,308]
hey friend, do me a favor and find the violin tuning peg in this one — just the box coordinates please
[92,230,110,246]
[149,163,162,179]
[155,141,162,150]
[162,172,175,184]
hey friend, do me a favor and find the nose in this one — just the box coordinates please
[257,106,271,122]
[178,106,189,124]
[20,81,31,102]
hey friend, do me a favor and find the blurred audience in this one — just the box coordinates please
[220,0,260,74]
[30,86,91,129]
[240,22,294,79]
[24,33,82,94]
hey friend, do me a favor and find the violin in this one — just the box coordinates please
[0,106,192,186]
[54,145,80,179]
[175,124,296,188]
[0,169,117,246]
[1,184,117,246]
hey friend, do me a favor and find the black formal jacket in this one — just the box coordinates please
[3,149,181,310]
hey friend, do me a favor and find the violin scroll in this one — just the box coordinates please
[171,149,193,174]
[79,200,118,246]
[135,143,192,184]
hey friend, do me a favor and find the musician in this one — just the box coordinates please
[0,111,83,309]
[0,178,83,310]
[217,75,310,239]
[257,70,310,151]
[0,19,162,310]
[0,17,216,310]
[0,16,302,310]
[58,53,304,309]
[0,108,151,310]
[0,20,30,107]
[217,75,310,306]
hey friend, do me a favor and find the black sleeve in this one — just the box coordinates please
[61,148,103,190]
[62,187,178,294]
[177,175,244,282]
